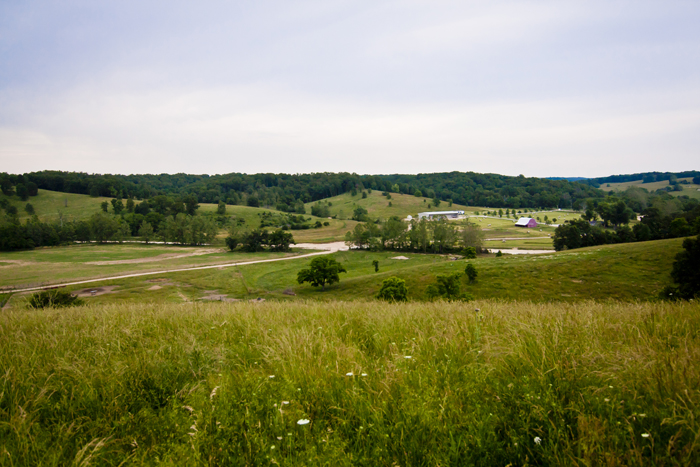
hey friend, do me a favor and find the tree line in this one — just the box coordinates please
[553,196,700,251]
[344,217,485,254]
[6,169,607,211]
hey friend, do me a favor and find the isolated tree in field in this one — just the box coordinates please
[297,256,347,290]
[377,276,408,302]
[352,206,369,222]
[268,229,295,251]
[464,263,478,283]
[25,203,35,215]
[138,221,154,243]
[432,197,441,208]
[469,220,488,237]
[670,235,700,299]
[101,201,109,213]
[372,260,379,272]
[217,201,226,215]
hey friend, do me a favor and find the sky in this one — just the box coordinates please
[1,0,699,178]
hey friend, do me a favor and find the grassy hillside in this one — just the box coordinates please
[305,190,474,221]
[600,177,700,199]
[0,189,113,222]
[1,300,698,465]
[3,237,684,306]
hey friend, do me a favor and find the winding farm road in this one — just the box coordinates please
[6,243,349,294]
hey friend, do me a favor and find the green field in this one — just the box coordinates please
[2,237,684,307]
[1,299,698,465]
[0,243,309,291]
[305,191,473,221]
[600,178,700,199]
[0,189,114,223]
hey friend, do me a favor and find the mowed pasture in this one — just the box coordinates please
[1,300,699,465]
[0,243,310,291]
[1,237,684,307]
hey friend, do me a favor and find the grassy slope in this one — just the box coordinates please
[1,300,698,465]
[600,177,700,199]
[0,243,309,290]
[4,237,684,306]
[1,189,114,222]
[306,190,473,221]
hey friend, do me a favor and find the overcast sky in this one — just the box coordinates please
[1,0,699,177]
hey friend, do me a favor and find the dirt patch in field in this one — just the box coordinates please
[74,286,119,297]
[391,256,410,260]
[0,260,37,268]
[147,285,162,291]
[146,278,171,283]
[85,248,224,265]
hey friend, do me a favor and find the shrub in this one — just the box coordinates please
[462,247,477,259]
[377,276,408,302]
[495,250,503,257]
[465,263,478,282]
[225,236,239,251]
[28,289,83,309]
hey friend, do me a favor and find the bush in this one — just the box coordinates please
[225,236,239,251]
[377,276,408,302]
[670,235,700,299]
[495,250,503,257]
[465,263,478,282]
[462,247,477,259]
[28,289,83,309]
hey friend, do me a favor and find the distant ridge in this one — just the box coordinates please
[546,177,588,182]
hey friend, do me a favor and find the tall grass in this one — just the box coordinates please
[1,300,699,465]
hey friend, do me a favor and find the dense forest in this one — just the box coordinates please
[2,170,605,210]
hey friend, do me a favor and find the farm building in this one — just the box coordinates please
[418,210,465,220]
[515,217,537,228]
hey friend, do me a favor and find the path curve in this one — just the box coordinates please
[6,248,337,294]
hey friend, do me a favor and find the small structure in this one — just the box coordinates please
[418,210,464,220]
[515,217,537,228]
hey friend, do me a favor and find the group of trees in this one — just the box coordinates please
[345,217,484,254]
[13,169,607,212]
[225,228,295,253]
[554,197,700,251]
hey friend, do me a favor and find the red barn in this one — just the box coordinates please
[515,217,537,228]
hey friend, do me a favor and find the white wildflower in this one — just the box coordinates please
[361,373,368,377]
[534,437,542,445]
[297,419,310,425]
[269,375,275,379]
[404,356,412,359]
[346,372,354,376]
[641,433,650,438]
[282,401,289,405]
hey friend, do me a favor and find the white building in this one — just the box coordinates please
[418,210,464,220]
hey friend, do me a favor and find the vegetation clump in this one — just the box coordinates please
[376,276,408,302]
[28,289,83,308]
[297,256,347,290]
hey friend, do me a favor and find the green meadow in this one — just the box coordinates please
[1,237,684,307]
[1,189,114,223]
[600,177,700,199]
[1,299,698,465]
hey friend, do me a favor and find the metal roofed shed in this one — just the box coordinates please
[515,217,537,228]
[417,210,464,219]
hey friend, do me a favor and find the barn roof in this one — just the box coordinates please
[515,217,535,226]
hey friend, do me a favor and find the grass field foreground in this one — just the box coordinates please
[1,300,698,465]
